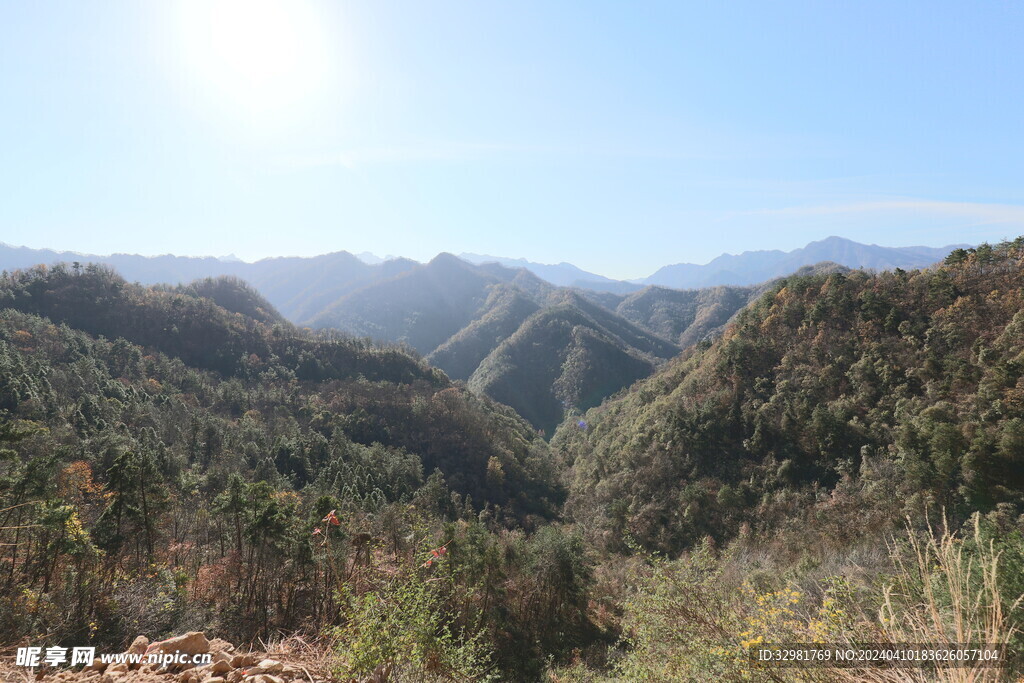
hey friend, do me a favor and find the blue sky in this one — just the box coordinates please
[1,1,1022,279]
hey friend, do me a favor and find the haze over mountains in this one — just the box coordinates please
[2,237,1021,680]
[0,236,957,433]
[305,253,684,433]
[3,237,964,298]
[641,236,969,288]
[0,243,421,322]
[456,252,641,293]
[408,236,968,291]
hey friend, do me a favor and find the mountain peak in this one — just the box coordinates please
[813,235,856,245]
[428,252,471,268]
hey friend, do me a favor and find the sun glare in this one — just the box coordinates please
[175,0,331,125]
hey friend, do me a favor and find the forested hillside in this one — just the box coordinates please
[556,240,1024,553]
[596,262,849,348]
[171,276,287,325]
[4,245,1024,681]
[536,241,1024,680]
[0,250,863,439]
[310,254,680,433]
[467,292,677,435]
[0,264,432,385]
[0,245,422,324]
[309,253,520,354]
[426,285,541,382]
[0,264,597,679]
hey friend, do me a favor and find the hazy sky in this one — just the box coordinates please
[1,1,1022,279]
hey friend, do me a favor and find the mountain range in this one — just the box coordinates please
[1,237,1020,681]
[0,243,420,322]
[0,237,956,433]
[3,235,962,304]
[367,236,969,291]
[555,240,1024,558]
[306,253,683,433]
[456,252,642,293]
[641,236,968,288]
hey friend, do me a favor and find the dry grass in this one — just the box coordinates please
[250,632,340,682]
[836,516,1023,683]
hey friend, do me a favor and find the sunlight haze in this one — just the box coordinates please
[1,1,1022,279]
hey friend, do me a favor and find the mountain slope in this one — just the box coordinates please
[310,253,501,354]
[614,285,755,348]
[0,248,677,434]
[0,263,561,516]
[468,295,677,435]
[173,275,287,326]
[310,255,678,431]
[616,262,850,347]
[458,252,633,290]
[0,263,436,384]
[555,240,1024,553]
[0,267,575,674]
[427,285,541,381]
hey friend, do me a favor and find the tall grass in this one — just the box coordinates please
[838,516,1024,683]
[551,514,1024,682]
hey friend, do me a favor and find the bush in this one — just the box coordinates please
[581,517,1024,682]
[867,515,1024,682]
[331,546,496,682]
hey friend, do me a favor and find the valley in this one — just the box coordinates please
[2,239,1022,681]
[4,3,1018,679]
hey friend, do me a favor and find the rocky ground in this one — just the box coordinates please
[0,633,389,683]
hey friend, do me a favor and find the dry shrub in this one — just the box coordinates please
[833,516,1024,683]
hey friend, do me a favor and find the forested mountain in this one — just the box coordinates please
[239,252,420,324]
[2,237,962,320]
[0,244,419,323]
[554,240,1024,553]
[643,235,967,288]
[0,265,565,508]
[609,262,850,346]
[426,285,542,382]
[0,264,433,385]
[0,246,869,438]
[0,263,593,679]
[3,243,1024,681]
[308,253,532,353]
[171,276,287,326]
[467,291,678,435]
[309,254,679,432]
[0,246,861,436]
[458,252,643,293]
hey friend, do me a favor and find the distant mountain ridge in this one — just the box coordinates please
[642,236,969,288]
[457,252,643,293]
[0,243,420,323]
[303,256,849,433]
[308,253,680,433]
[0,238,962,433]
[2,236,965,304]
[336,238,973,290]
